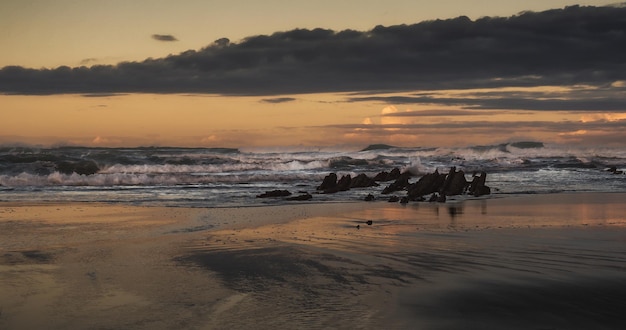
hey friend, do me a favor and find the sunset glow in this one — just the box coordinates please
[2,0,625,148]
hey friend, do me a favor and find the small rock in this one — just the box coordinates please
[256,190,292,198]
[437,194,447,203]
[286,193,312,201]
[608,166,624,174]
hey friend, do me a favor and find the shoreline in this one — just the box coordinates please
[2,192,625,329]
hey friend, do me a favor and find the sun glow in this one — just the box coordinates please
[581,113,626,123]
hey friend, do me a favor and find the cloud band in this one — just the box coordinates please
[1,5,625,96]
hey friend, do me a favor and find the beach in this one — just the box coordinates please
[1,193,625,329]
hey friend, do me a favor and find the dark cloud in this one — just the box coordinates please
[81,93,126,97]
[1,5,626,95]
[349,94,626,111]
[152,34,178,42]
[260,97,297,103]
[324,118,626,133]
[79,58,99,65]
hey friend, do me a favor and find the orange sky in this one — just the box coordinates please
[1,1,625,148]
[4,89,623,148]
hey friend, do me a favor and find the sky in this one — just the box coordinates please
[1,0,625,148]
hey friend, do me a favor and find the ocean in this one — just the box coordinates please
[1,142,624,207]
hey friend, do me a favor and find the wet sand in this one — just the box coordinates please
[1,193,625,329]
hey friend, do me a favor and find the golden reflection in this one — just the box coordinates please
[178,194,626,259]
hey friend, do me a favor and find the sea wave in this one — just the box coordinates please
[1,144,624,196]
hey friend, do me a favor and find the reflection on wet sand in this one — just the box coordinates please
[2,193,626,329]
[447,204,463,219]
[180,193,626,328]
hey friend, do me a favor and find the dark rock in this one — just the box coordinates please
[382,172,411,194]
[407,170,446,200]
[437,194,447,203]
[448,169,469,195]
[440,167,469,196]
[317,173,338,191]
[373,171,390,182]
[57,160,100,175]
[286,193,312,201]
[366,220,373,226]
[364,194,376,201]
[388,195,400,203]
[350,173,378,188]
[474,185,491,196]
[317,173,352,194]
[428,193,439,202]
[440,167,455,193]
[469,172,491,197]
[373,167,403,182]
[388,168,401,181]
[400,196,409,204]
[336,174,352,191]
[608,166,624,174]
[322,187,339,194]
[256,190,292,198]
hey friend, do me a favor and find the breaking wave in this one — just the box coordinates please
[1,143,624,206]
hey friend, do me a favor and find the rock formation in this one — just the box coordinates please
[350,173,378,188]
[440,167,469,196]
[317,173,338,191]
[286,193,313,201]
[311,166,491,203]
[381,172,412,194]
[468,172,491,197]
[407,170,446,200]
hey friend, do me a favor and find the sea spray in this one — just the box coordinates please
[1,144,624,206]
[404,156,431,175]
